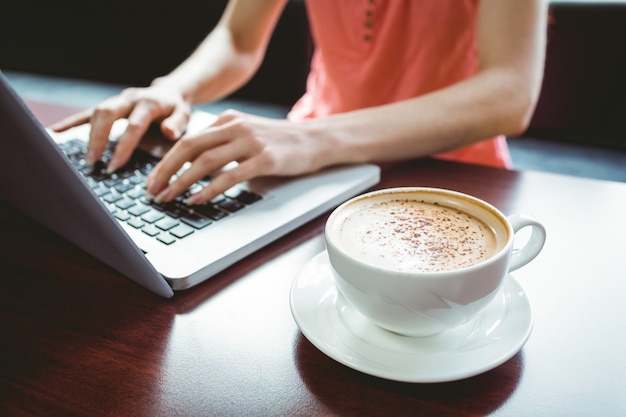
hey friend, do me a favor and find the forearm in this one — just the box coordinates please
[303,0,547,167]
[152,27,260,105]
[306,68,540,166]
[152,0,287,105]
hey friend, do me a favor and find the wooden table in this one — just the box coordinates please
[2,101,625,416]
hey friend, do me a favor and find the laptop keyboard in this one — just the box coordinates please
[59,139,263,245]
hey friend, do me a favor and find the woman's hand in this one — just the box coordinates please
[146,110,328,205]
[50,84,191,173]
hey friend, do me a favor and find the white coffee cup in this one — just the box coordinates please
[325,187,546,337]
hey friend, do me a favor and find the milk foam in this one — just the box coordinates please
[338,199,497,272]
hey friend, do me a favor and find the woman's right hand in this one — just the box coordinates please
[49,84,192,173]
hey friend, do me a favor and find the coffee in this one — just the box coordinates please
[337,199,497,272]
[325,187,545,336]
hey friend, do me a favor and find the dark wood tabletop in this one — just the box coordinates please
[2,101,625,417]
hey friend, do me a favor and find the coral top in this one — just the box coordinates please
[288,0,511,168]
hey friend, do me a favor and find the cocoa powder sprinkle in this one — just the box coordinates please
[339,200,497,272]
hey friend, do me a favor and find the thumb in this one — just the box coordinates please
[160,106,190,140]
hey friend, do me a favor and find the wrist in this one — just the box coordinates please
[151,76,195,104]
[302,116,371,169]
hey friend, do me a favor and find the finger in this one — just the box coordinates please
[160,104,190,140]
[152,161,208,204]
[145,128,228,197]
[145,138,199,198]
[185,158,259,205]
[87,97,133,165]
[48,108,94,131]
[107,103,157,172]
[151,139,245,203]
[209,109,244,128]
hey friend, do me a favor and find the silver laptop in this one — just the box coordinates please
[0,71,380,297]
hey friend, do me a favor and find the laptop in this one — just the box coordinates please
[0,71,380,297]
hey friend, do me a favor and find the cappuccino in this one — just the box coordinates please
[337,199,497,272]
[325,187,545,336]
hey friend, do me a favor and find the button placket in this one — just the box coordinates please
[364,0,375,43]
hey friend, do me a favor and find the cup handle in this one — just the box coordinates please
[507,213,546,272]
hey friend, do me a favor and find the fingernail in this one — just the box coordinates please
[164,122,182,139]
[154,188,172,204]
[106,156,122,174]
[170,128,182,139]
[144,177,154,193]
[86,148,98,165]
[184,193,203,206]
[145,192,155,201]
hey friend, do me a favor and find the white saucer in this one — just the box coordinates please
[290,251,533,383]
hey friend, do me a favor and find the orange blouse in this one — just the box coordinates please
[288,0,511,168]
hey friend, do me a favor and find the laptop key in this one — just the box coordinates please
[116,169,135,179]
[85,177,98,188]
[127,217,145,229]
[217,198,245,213]
[102,192,124,204]
[103,177,121,188]
[92,184,110,197]
[126,187,145,200]
[194,204,228,221]
[141,224,161,237]
[115,198,136,210]
[141,209,165,224]
[180,214,212,229]
[128,204,151,217]
[114,210,131,222]
[155,217,179,231]
[224,189,263,205]
[114,182,135,194]
[163,204,185,218]
[157,232,177,245]
[128,173,146,185]
[170,224,195,239]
